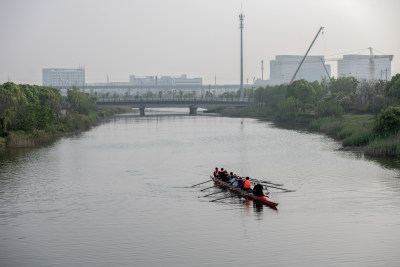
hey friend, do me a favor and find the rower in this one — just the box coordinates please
[213,167,219,178]
[228,172,235,184]
[218,168,225,178]
[242,177,252,192]
[219,169,229,182]
[236,176,244,188]
[230,174,239,186]
[252,180,265,197]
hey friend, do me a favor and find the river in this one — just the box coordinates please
[1,108,399,267]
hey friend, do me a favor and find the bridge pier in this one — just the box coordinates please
[139,105,145,116]
[189,105,197,115]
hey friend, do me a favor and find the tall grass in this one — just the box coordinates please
[365,134,400,157]
[309,117,343,135]
[309,115,375,146]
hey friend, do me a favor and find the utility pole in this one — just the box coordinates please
[239,11,245,100]
[261,60,264,81]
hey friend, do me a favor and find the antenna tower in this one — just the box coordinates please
[261,60,264,81]
[239,10,245,100]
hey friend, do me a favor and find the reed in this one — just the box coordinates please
[310,117,343,135]
[365,134,400,157]
[342,128,374,146]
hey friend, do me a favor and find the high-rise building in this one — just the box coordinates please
[337,54,393,81]
[42,68,85,87]
[269,55,331,85]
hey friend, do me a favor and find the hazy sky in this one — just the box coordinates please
[1,0,399,85]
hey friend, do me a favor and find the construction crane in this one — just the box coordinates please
[290,26,324,84]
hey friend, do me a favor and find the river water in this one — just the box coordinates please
[1,108,399,267]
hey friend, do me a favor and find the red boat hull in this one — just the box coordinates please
[210,176,279,208]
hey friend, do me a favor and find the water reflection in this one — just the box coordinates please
[1,109,400,267]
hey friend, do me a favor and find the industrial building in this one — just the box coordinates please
[337,54,393,81]
[269,55,331,85]
[129,74,202,86]
[42,67,85,87]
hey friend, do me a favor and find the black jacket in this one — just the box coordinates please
[252,184,264,196]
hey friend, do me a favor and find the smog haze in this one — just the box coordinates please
[0,0,399,85]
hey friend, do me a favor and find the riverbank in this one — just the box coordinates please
[1,106,132,149]
[208,106,400,158]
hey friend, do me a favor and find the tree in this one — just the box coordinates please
[385,74,400,103]
[310,80,326,101]
[67,87,96,115]
[316,99,344,118]
[329,77,358,95]
[275,97,298,120]
[0,82,28,132]
[286,80,316,111]
[374,106,400,136]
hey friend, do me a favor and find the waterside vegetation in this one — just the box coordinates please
[0,82,130,148]
[211,74,400,158]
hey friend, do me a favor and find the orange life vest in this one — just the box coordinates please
[214,170,219,177]
[243,180,251,189]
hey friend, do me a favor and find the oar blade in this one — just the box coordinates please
[210,195,232,202]
[191,179,212,188]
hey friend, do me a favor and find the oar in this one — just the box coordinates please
[264,184,295,192]
[202,190,225,197]
[191,180,212,187]
[200,185,215,191]
[210,195,233,202]
[248,177,283,186]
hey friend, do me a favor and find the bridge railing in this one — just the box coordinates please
[96,97,253,103]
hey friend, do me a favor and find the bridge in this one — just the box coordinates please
[96,97,253,115]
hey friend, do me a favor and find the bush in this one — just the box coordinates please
[374,106,400,137]
[316,100,344,118]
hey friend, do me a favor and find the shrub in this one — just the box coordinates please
[316,100,344,118]
[374,106,400,137]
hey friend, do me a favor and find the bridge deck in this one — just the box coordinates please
[96,97,253,108]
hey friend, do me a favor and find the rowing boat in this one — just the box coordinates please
[210,175,279,208]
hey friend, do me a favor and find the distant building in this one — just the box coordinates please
[173,74,202,86]
[42,67,85,87]
[337,54,393,81]
[129,74,202,86]
[269,55,331,85]
[129,75,158,86]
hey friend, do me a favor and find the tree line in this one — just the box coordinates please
[0,82,97,137]
[253,75,397,117]
[251,74,400,137]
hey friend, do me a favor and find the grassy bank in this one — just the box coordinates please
[310,114,375,147]
[3,106,131,148]
[211,105,400,158]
